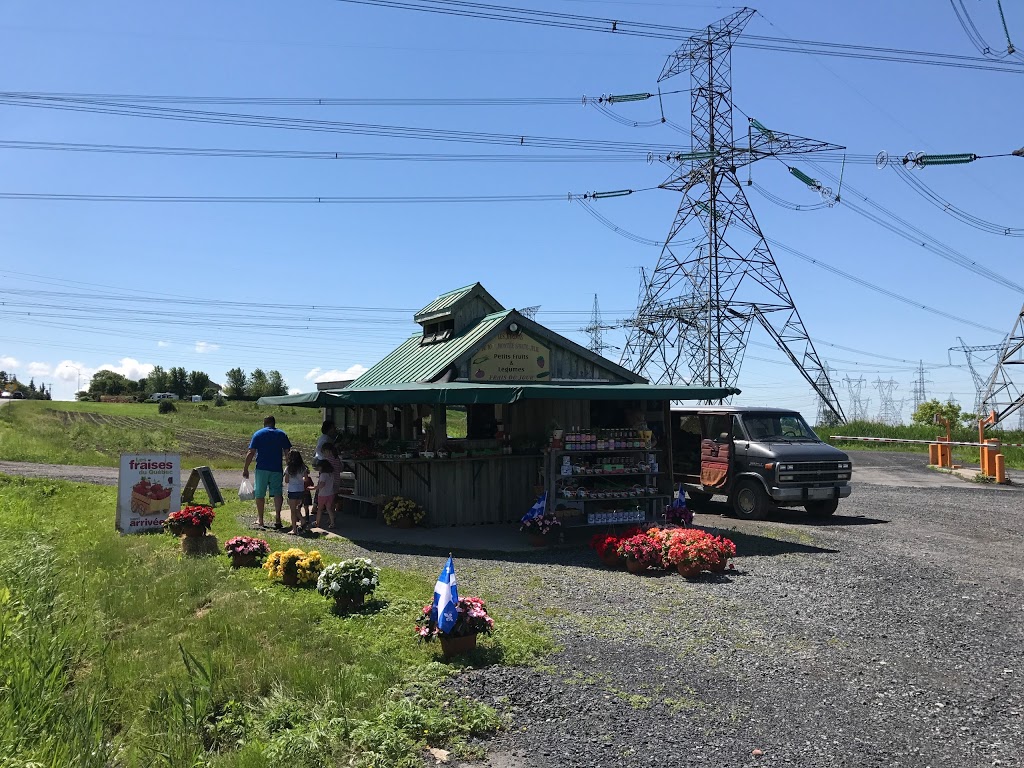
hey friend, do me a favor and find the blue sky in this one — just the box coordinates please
[1,0,1021,423]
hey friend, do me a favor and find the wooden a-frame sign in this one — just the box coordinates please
[182,466,224,506]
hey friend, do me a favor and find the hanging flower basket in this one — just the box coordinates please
[600,551,624,569]
[676,562,703,578]
[231,552,260,569]
[439,632,478,658]
[625,558,649,575]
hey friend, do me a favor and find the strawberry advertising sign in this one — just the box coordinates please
[117,453,181,533]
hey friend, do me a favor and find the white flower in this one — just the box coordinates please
[361,578,370,586]
[331,581,341,592]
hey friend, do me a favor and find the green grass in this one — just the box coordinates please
[820,419,1024,470]
[0,475,551,766]
[0,400,323,469]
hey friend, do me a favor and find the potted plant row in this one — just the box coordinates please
[415,595,495,658]
[589,526,736,577]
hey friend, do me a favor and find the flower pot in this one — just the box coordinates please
[389,516,415,529]
[676,562,703,578]
[166,522,184,537]
[599,552,624,569]
[528,533,549,548]
[180,524,205,538]
[231,552,260,568]
[333,593,366,612]
[709,557,728,574]
[439,633,478,658]
[625,558,648,575]
[281,571,299,587]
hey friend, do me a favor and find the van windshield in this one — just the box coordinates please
[740,413,820,442]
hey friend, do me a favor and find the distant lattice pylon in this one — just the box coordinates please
[519,305,541,320]
[843,375,868,421]
[874,378,902,425]
[580,293,617,355]
[909,361,930,415]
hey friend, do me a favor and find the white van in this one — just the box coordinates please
[149,392,179,402]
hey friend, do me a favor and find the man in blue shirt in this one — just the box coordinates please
[243,415,292,529]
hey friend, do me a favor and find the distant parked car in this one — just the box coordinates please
[10,391,25,399]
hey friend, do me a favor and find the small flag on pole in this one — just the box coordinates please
[433,555,459,635]
[520,491,547,525]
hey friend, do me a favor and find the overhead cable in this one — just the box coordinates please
[891,163,1023,236]
[331,0,1024,73]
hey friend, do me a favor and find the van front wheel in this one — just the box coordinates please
[804,499,839,517]
[731,478,769,521]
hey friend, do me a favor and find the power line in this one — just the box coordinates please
[332,0,1024,73]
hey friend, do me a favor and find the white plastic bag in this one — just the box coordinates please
[238,477,255,501]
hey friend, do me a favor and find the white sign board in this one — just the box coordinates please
[117,453,181,534]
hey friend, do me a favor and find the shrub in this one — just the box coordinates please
[214,394,226,407]
[316,558,380,600]
[158,399,176,414]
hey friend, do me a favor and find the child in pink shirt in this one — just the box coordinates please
[314,459,337,529]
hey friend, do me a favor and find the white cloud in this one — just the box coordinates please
[313,364,368,383]
[195,341,220,354]
[157,340,170,348]
[98,358,154,381]
[304,367,322,381]
[54,360,90,382]
[0,356,19,369]
[27,362,52,377]
[289,388,302,395]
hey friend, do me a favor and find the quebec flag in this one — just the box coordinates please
[433,556,459,635]
[520,492,547,525]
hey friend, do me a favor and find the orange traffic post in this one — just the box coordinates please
[985,439,1001,478]
[928,443,939,465]
[995,453,1007,484]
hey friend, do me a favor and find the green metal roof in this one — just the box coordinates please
[413,282,504,323]
[350,310,514,388]
[258,382,741,408]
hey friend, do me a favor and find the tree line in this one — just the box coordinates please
[0,372,52,400]
[80,366,288,401]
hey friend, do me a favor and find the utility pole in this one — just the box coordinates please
[842,375,868,421]
[620,9,846,421]
[580,293,615,356]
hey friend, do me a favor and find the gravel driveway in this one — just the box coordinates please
[2,451,1022,767]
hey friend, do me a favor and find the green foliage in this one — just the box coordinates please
[911,398,976,427]
[0,399,323,468]
[0,476,552,766]
[214,393,227,407]
[88,368,136,397]
[224,368,248,399]
[823,419,1024,470]
[158,399,177,414]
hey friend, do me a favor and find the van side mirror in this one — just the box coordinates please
[719,432,730,442]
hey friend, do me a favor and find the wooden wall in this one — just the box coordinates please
[355,455,543,526]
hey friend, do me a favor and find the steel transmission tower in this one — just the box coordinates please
[620,9,846,422]
[980,303,1024,428]
[950,336,1004,417]
[874,378,902,425]
[842,375,869,422]
[909,361,930,415]
[814,363,841,427]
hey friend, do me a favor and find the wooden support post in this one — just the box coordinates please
[985,439,1000,477]
[928,443,939,465]
[434,406,447,452]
